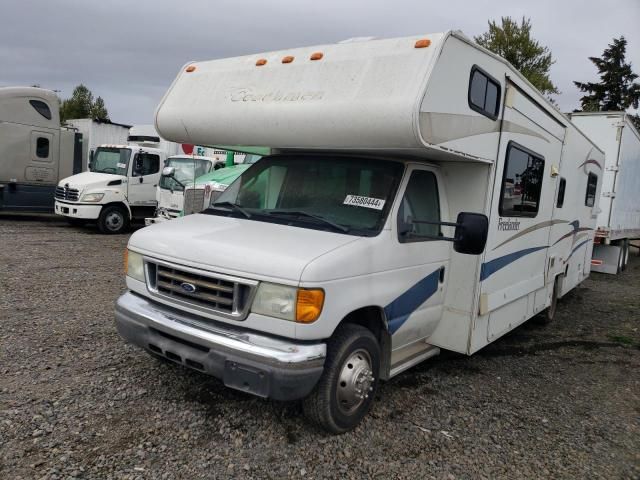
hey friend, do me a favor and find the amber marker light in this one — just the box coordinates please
[296,289,325,323]
[185,65,197,72]
[310,52,324,61]
[256,58,267,66]
[414,39,431,48]
[282,55,295,64]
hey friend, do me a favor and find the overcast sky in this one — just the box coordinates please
[1,0,638,124]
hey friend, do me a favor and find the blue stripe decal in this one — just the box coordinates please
[567,239,590,261]
[384,269,440,335]
[480,246,548,281]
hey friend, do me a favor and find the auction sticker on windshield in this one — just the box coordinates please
[343,195,386,210]
[117,163,127,169]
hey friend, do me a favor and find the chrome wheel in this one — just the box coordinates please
[105,211,124,232]
[336,348,374,415]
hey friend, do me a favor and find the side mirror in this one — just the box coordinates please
[453,212,488,255]
[162,166,176,177]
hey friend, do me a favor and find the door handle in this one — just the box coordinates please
[139,177,144,183]
[439,266,446,283]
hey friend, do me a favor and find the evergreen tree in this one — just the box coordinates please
[60,84,110,123]
[475,17,559,97]
[574,37,640,131]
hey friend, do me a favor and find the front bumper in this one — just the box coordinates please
[115,292,326,401]
[54,200,102,219]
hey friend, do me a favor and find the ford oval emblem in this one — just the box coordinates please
[180,282,197,293]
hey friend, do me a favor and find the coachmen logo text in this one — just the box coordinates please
[230,88,324,103]
[498,218,521,231]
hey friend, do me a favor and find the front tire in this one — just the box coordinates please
[302,324,380,434]
[97,205,129,234]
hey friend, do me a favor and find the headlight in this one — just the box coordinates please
[81,192,105,202]
[252,283,324,323]
[125,249,145,282]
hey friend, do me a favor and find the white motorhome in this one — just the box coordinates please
[144,154,223,225]
[0,87,83,212]
[116,32,603,432]
[569,112,640,273]
[64,118,131,172]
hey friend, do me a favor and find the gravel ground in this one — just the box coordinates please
[1,217,639,480]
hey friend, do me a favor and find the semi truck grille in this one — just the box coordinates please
[183,188,205,215]
[55,185,80,201]
[145,261,255,319]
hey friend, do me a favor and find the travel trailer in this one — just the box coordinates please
[115,31,603,433]
[64,118,131,172]
[569,112,640,274]
[144,154,223,225]
[0,87,82,212]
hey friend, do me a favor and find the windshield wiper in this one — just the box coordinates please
[267,210,349,233]
[210,201,252,218]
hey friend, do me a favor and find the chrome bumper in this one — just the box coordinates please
[115,292,326,400]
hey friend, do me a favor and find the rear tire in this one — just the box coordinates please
[539,277,560,324]
[97,205,129,234]
[302,324,380,434]
[621,239,629,272]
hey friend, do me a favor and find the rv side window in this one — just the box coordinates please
[29,100,52,120]
[499,143,545,217]
[36,137,50,158]
[585,173,598,207]
[556,178,566,208]
[133,153,160,177]
[468,66,501,120]
[398,170,441,243]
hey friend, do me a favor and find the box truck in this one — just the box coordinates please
[0,87,82,213]
[569,112,640,274]
[64,118,131,172]
[115,32,603,432]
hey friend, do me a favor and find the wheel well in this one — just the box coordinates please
[338,306,392,380]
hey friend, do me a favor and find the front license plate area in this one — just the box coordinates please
[223,360,269,397]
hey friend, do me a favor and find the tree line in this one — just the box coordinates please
[54,18,639,129]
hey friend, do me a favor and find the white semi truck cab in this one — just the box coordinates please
[55,144,167,233]
[115,32,603,433]
[144,155,220,225]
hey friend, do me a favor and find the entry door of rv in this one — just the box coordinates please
[480,80,565,337]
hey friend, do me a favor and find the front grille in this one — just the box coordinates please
[146,261,254,319]
[184,188,205,215]
[55,185,80,201]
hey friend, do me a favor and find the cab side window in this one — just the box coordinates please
[133,153,160,177]
[398,170,441,243]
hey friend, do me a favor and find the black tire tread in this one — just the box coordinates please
[302,323,378,434]
[98,205,129,235]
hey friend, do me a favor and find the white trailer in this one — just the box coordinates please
[0,87,83,213]
[116,31,603,432]
[65,118,131,172]
[569,112,640,274]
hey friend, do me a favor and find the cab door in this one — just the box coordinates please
[127,151,162,208]
[387,165,450,353]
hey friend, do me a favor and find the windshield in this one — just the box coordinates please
[160,158,212,191]
[91,147,131,175]
[210,155,404,236]
[243,154,262,164]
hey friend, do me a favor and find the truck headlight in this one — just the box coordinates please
[124,249,145,282]
[252,283,324,323]
[81,192,105,202]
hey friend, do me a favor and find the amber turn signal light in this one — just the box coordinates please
[256,58,267,66]
[185,65,196,72]
[282,55,295,64]
[310,52,323,61]
[296,289,325,323]
[414,39,431,48]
